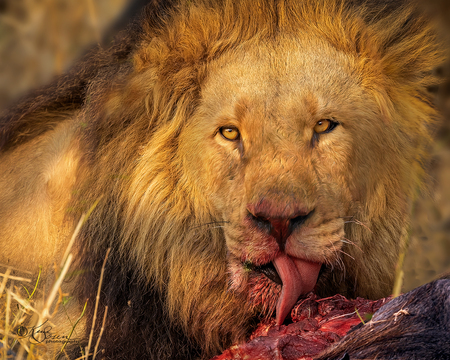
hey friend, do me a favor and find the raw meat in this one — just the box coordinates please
[211,293,391,360]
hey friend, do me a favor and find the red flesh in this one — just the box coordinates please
[211,293,392,360]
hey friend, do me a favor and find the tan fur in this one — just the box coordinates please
[0,116,80,272]
[0,0,445,358]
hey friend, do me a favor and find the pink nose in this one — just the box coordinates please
[247,201,314,249]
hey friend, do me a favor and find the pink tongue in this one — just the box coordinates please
[273,254,321,325]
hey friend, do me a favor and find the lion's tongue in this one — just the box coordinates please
[273,254,321,325]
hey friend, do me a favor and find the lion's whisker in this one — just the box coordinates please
[340,238,363,253]
[337,257,346,280]
[338,249,355,261]
[191,221,230,230]
[344,219,373,233]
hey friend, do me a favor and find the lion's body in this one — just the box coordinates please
[0,0,444,359]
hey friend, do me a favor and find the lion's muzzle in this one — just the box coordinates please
[244,200,321,325]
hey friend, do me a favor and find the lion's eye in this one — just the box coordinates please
[314,119,338,134]
[219,126,240,141]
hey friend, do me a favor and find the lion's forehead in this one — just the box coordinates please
[201,38,365,125]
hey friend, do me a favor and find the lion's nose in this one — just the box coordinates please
[247,202,314,250]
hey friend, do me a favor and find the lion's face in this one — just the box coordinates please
[177,38,385,324]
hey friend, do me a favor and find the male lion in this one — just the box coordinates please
[0,0,445,359]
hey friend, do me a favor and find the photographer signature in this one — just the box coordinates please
[15,320,75,344]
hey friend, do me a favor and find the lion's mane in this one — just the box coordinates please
[0,0,444,359]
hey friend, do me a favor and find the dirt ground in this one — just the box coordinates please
[0,0,449,293]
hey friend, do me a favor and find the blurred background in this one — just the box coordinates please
[0,0,131,108]
[0,0,448,293]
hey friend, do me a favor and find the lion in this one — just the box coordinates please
[0,0,445,358]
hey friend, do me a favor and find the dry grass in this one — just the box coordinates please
[0,232,108,360]
[0,241,73,359]
[0,211,109,360]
